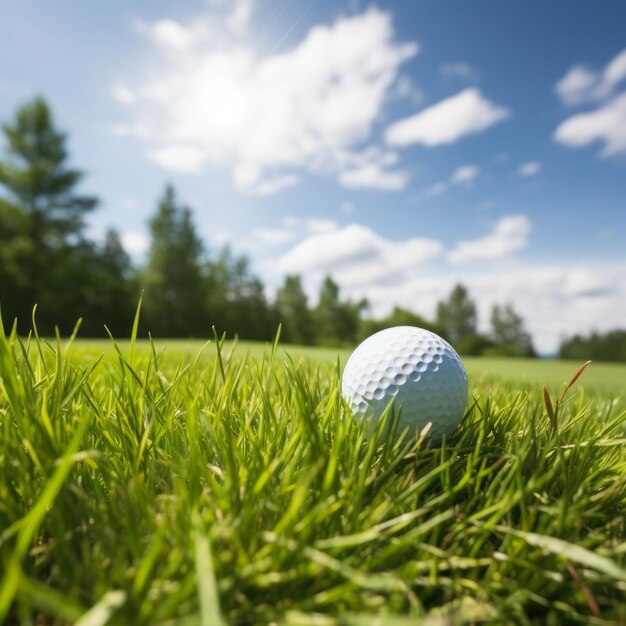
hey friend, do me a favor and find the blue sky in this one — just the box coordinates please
[1,0,625,352]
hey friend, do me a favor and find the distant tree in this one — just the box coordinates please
[142,186,207,337]
[359,307,446,341]
[436,284,477,345]
[276,275,315,345]
[490,303,536,357]
[79,229,137,336]
[206,246,275,341]
[456,333,495,356]
[314,276,367,346]
[0,97,98,333]
[559,330,626,363]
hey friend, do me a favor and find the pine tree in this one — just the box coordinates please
[142,186,207,337]
[0,97,98,332]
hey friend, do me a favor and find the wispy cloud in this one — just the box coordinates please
[555,48,626,106]
[440,61,480,82]
[385,88,509,147]
[450,164,480,184]
[421,164,479,198]
[517,161,542,176]
[423,182,447,197]
[555,49,626,157]
[339,164,408,190]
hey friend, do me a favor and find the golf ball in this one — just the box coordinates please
[342,326,468,440]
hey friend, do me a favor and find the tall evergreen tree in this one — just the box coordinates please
[276,275,314,345]
[142,186,207,337]
[436,284,478,344]
[0,97,98,332]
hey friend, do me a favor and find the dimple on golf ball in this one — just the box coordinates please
[342,326,468,440]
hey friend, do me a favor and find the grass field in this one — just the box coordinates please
[1,330,625,625]
[75,338,626,395]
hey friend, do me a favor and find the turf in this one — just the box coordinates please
[1,329,625,625]
[74,338,626,394]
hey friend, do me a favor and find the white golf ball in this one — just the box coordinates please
[342,326,468,440]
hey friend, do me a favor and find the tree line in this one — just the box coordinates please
[559,331,626,363]
[0,97,545,356]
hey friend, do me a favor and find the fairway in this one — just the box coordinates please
[75,338,626,395]
[2,334,625,625]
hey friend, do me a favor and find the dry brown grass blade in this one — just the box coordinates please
[558,360,592,405]
[567,562,601,617]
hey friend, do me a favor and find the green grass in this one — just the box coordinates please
[1,330,625,625]
[74,338,626,395]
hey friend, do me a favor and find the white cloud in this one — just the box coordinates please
[136,18,202,51]
[277,224,443,287]
[605,49,626,89]
[448,214,531,264]
[121,232,150,256]
[339,263,626,354]
[555,48,626,106]
[385,88,510,147]
[339,164,408,190]
[518,161,541,176]
[450,164,479,184]
[148,144,207,174]
[116,8,418,194]
[554,92,626,156]
[555,66,598,106]
[440,62,480,81]
[268,217,624,354]
[421,164,479,198]
[554,49,626,157]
